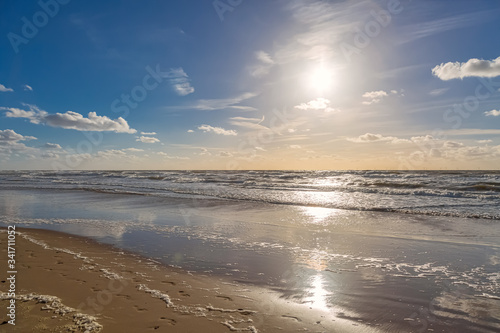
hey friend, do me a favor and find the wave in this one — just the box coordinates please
[1,170,499,220]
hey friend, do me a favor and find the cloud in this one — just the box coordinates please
[0,129,37,155]
[141,131,157,135]
[277,1,373,64]
[41,152,59,159]
[123,148,144,152]
[250,51,275,77]
[2,104,136,133]
[228,116,269,130]
[156,152,190,160]
[188,92,258,111]
[44,143,62,149]
[348,133,395,143]
[167,68,195,96]
[294,98,339,113]
[187,129,194,133]
[361,90,398,105]
[444,128,500,136]
[0,129,36,143]
[136,136,160,143]
[197,124,237,136]
[429,88,449,96]
[430,141,500,161]
[484,109,500,117]
[477,139,493,144]
[347,133,413,144]
[23,85,33,91]
[289,145,302,149]
[218,151,233,157]
[432,56,500,80]
[199,148,211,156]
[0,84,13,92]
[397,11,494,44]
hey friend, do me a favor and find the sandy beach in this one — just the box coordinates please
[1,227,374,333]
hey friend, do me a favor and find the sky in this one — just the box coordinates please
[1,0,500,170]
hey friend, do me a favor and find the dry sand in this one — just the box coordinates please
[0,228,374,333]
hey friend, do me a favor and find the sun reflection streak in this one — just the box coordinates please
[304,274,330,312]
[301,206,336,224]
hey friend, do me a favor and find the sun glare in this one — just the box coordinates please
[308,65,334,95]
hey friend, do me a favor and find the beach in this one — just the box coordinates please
[1,227,379,333]
[1,171,500,332]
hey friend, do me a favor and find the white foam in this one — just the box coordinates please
[222,320,258,332]
[99,268,123,280]
[137,284,173,307]
[0,292,102,332]
[206,305,257,315]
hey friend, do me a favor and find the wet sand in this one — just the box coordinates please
[0,227,374,333]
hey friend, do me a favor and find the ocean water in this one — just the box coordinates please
[1,170,500,331]
[1,170,499,219]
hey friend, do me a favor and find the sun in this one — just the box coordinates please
[308,65,334,95]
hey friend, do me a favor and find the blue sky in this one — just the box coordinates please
[1,0,500,170]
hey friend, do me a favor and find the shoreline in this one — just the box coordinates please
[0,227,373,332]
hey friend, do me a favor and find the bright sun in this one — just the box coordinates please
[308,65,334,95]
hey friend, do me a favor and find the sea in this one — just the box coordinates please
[1,170,499,331]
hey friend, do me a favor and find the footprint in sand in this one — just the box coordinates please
[216,295,233,301]
[133,305,147,312]
[161,280,176,285]
[160,317,176,326]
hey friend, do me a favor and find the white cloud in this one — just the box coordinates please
[348,133,394,143]
[44,143,62,149]
[156,152,189,160]
[432,56,500,80]
[187,92,258,111]
[429,88,449,96]
[444,128,500,136]
[123,148,144,152]
[277,1,371,64]
[136,136,160,143]
[199,148,211,156]
[197,124,237,136]
[0,129,37,155]
[167,68,194,96]
[251,51,275,77]
[228,116,269,130]
[256,50,274,65]
[397,11,490,45]
[0,84,13,92]
[361,90,399,105]
[289,145,302,149]
[23,85,33,91]
[443,140,464,148]
[347,133,414,144]
[41,152,59,159]
[187,129,194,133]
[141,131,157,135]
[218,151,232,157]
[294,98,339,113]
[2,104,136,133]
[477,139,492,144]
[484,109,500,117]
[0,129,36,143]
